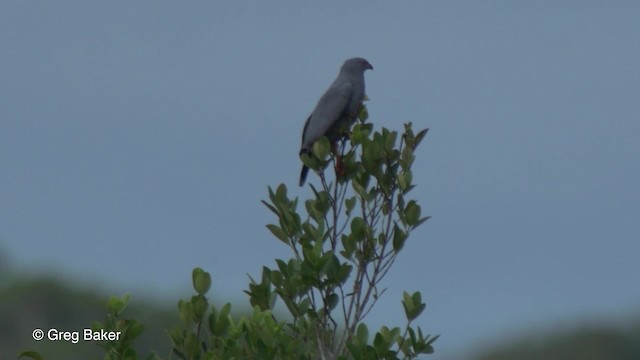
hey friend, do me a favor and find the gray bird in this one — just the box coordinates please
[299,57,373,186]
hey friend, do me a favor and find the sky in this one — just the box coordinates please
[1,1,639,358]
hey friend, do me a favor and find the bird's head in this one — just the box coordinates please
[342,57,373,74]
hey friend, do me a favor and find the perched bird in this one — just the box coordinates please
[299,57,373,186]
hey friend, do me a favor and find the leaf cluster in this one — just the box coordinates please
[256,108,436,358]
[20,106,437,360]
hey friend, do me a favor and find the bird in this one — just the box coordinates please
[299,57,373,186]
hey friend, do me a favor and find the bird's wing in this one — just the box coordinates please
[301,81,353,149]
[301,114,312,147]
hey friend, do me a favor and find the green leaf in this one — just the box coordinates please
[392,225,407,251]
[178,299,193,322]
[261,199,279,216]
[18,351,44,360]
[352,179,368,200]
[184,332,201,357]
[345,196,357,216]
[347,342,364,359]
[326,293,339,311]
[191,295,208,322]
[408,327,417,346]
[127,320,145,340]
[401,145,415,170]
[220,302,231,319]
[275,183,288,203]
[402,291,415,320]
[415,216,432,228]
[414,128,429,148]
[275,259,288,274]
[402,291,426,321]
[337,264,353,285]
[106,294,130,315]
[192,268,212,295]
[398,170,413,192]
[384,130,398,152]
[302,244,318,267]
[358,104,369,122]
[350,217,366,240]
[209,303,231,336]
[300,150,321,170]
[405,201,421,226]
[351,123,372,144]
[411,292,426,320]
[314,190,332,215]
[269,270,283,287]
[312,136,331,160]
[362,140,384,174]
[356,323,369,345]
[341,234,356,259]
[379,326,402,344]
[266,224,289,244]
[404,122,414,136]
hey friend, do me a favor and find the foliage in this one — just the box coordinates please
[21,105,437,359]
[6,276,175,360]
[166,106,436,359]
[255,105,435,358]
[12,275,640,360]
[91,295,149,360]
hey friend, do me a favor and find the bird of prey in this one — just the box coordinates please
[299,57,373,186]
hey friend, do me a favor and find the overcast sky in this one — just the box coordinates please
[1,1,639,358]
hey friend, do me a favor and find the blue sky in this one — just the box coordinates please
[1,1,639,358]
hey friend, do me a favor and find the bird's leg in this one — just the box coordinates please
[332,139,348,180]
[336,155,345,179]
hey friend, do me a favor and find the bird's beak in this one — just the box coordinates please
[367,62,374,70]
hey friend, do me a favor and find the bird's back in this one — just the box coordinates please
[301,71,365,149]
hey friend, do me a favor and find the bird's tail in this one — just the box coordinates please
[299,148,312,186]
[299,165,309,187]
